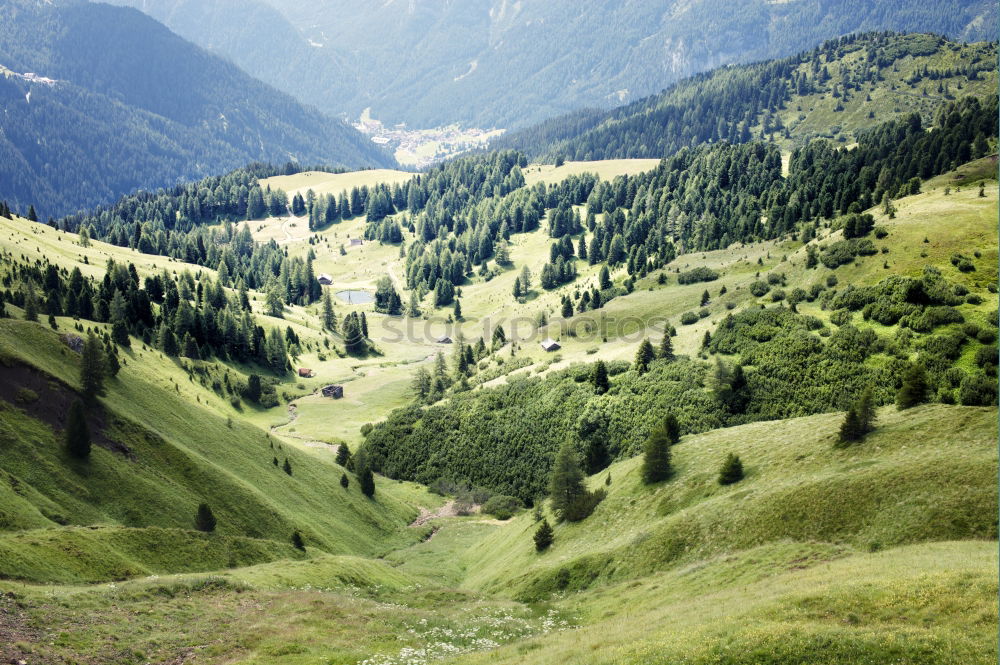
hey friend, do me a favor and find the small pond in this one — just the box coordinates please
[335,290,374,304]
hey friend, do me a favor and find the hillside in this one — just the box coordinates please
[102,0,996,130]
[498,33,998,161]
[0,0,394,218]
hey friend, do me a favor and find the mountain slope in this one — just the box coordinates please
[497,33,999,160]
[257,0,995,128]
[0,0,393,218]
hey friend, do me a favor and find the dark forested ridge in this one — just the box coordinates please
[0,0,393,219]
[497,33,997,161]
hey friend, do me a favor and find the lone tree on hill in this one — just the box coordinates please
[80,332,106,403]
[549,438,602,522]
[194,503,217,532]
[283,458,292,475]
[641,422,673,484]
[534,519,554,552]
[340,473,349,489]
[291,530,306,551]
[65,399,91,460]
[634,338,655,374]
[838,387,877,444]
[717,453,744,485]
[591,360,610,395]
[896,364,929,410]
[355,446,376,498]
[335,442,351,468]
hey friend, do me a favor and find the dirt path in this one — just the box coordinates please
[409,500,460,527]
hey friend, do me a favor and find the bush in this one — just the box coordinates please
[959,373,997,406]
[534,519,554,552]
[482,494,524,520]
[677,267,719,285]
[14,387,38,404]
[717,453,744,485]
[680,311,698,325]
[749,281,770,297]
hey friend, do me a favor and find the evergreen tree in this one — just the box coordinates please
[641,424,672,484]
[194,502,217,532]
[27,205,37,222]
[701,290,710,306]
[453,298,462,320]
[291,530,306,551]
[634,338,655,374]
[839,387,877,444]
[548,438,588,522]
[533,519,553,552]
[22,284,38,322]
[717,453,744,485]
[245,374,262,403]
[896,364,929,409]
[591,360,609,395]
[598,265,612,290]
[321,290,335,331]
[80,332,106,402]
[659,332,674,361]
[335,442,351,467]
[159,325,179,356]
[340,473,349,488]
[356,446,376,498]
[283,458,292,475]
[65,398,91,460]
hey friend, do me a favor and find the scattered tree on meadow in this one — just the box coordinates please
[663,413,681,444]
[534,519,554,552]
[838,387,877,444]
[283,458,292,475]
[896,363,929,410]
[335,442,351,467]
[65,398,91,460]
[659,332,674,361]
[717,453,744,485]
[291,530,306,551]
[194,502,217,532]
[355,446,376,498]
[641,422,673,484]
[80,332,106,402]
[321,291,336,331]
[549,438,599,522]
[340,473,349,489]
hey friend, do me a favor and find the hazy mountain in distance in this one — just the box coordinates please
[101,0,362,119]
[0,0,393,217]
[260,0,995,129]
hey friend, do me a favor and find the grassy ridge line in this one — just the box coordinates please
[461,404,997,597]
[0,317,437,583]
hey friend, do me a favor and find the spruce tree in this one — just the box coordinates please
[283,458,292,475]
[194,503,217,532]
[838,407,863,444]
[717,453,744,485]
[659,332,674,361]
[291,530,306,551]
[641,424,672,484]
[549,438,588,522]
[321,290,335,331]
[22,285,38,322]
[335,442,351,467]
[896,364,928,410]
[591,360,609,395]
[80,332,106,403]
[533,519,554,552]
[65,398,91,460]
[340,473,349,489]
[634,338,655,374]
[355,446,376,498]
[663,413,681,444]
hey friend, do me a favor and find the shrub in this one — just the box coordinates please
[717,453,744,485]
[677,267,719,285]
[14,387,38,404]
[482,494,524,520]
[534,519,554,552]
[680,311,698,325]
[749,281,770,297]
[959,373,997,406]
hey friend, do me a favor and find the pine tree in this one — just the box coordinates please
[27,205,37,222]
[355,446,376,498]
[549,438,588,522]
[283,458,292,475]
[856,387,876,435]
[663,412,681,444]
[453,298,462,320]
[291,530,306,551]
[598,265,612,290]
[533,519,554,552]
[641,424,672,484]
[245,374,262,403]
[194,503,217,532]
[335,442,351,467]
[700,290,710,306]
[896,363,929,410]
[659,332,674,361]
[80,332,106,403]
[22,284,38,322]
[634,338,655,374]
[65,398,91,459]
[321,290,335,331]
[340,473,349,489]
[591,360,610,395]
[838,407,863,444]
[717,453,744,485]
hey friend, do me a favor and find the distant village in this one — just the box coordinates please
[352,111,504,168]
